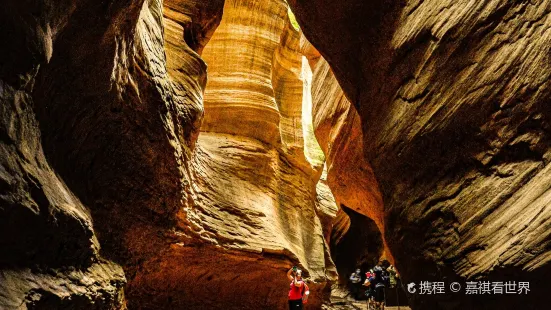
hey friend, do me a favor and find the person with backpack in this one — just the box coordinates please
[287,266,310,309]
[386,264,398,289]
[349,268,363,299]
[368,262,390,309]
[363,269,375,309]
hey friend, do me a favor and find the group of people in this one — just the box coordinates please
[349,260,399,309]
[284,260,398,309]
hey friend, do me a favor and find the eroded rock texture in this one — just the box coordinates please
[308,53,392,260]
[25,0,236,308]
[305,52,390,286]
[182,0,337,308]
[0,0,126,308]
[200,0,286,145]
[2,0,343,308]
[289,0,551,309]
[9,0,549,308]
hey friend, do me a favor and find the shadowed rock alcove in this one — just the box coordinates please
[330,207,383,284]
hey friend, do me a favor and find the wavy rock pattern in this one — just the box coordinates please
[11,0,550,308]
[289,0,551,308]
[201,0,288,146]
[1,0,227,307]
[0,262,125,309]
[309,56,386,246]
[185,0,338,308]
[164,0,224,55]
[303,44,394,282]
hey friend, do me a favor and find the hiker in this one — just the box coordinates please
[365,269,374,280]
[364,268,374,295]
[386,264,398,289]
[368,261,390,309]
[363,269,375,305]
[287,266,310,309]
[349,268,363,299]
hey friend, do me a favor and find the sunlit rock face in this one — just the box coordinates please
[301,33,394,275]
[308,53,390,257]
[273,18,307,152]
[164,0,225,55]
[304,54,398,291]
[201,0,287,146]
[289,0,551,308]
[185,0,338,308]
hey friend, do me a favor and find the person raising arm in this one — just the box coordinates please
[287,267,307,309]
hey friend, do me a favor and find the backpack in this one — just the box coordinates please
[301,282,310,304]
[373,267,388,288]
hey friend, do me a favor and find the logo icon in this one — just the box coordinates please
[407,282,416,294]
[450,282,461,292]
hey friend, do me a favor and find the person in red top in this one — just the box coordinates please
[287,266,310,309]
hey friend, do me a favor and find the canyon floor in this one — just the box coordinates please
[324,298,412,310]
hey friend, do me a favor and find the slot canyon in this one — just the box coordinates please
[1,0,550,309]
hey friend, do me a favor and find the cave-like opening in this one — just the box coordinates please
[331,206,384,284]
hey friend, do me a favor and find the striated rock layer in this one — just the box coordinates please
[185,0,338,308]
[201,0,288,146]
[308,52,392,261]
[307,54,391,285]
[1,0,225,308]
[289,0,551,309]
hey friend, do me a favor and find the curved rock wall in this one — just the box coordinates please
[306,48,393,280]
[200,0,287,146]
[164,0,224,54]
[1,0,226,308]
[1,0,344,307]
[186,0,338,307]
[0,0,135,308]
[310,56,386,247]
[289,0,551,308]
[11,0,538,308]
[273,18,306,151]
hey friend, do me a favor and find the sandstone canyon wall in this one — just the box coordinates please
[0,0,218,308]
[189,1,338,307]
[1,0,340,309]
[289,0,551,309]
[300,39,390,285]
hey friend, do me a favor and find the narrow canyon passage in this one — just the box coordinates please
[178,1,392,307]
[1,0,551,309]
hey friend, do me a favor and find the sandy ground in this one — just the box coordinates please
[324,285,411,310]
[323,297,411,310]
[352,302,411,310]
